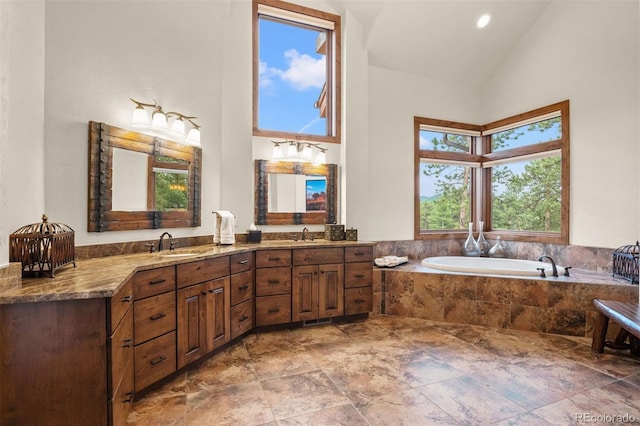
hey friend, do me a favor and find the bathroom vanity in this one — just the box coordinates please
[0,240,374,426]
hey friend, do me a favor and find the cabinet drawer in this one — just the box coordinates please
[256,249,292,268]
[345,287,373,315]
[256,267,291,296]
[230,299,254,340]
[134,292,176,345]
[230,269,254,306]
[132,267,175,300]
[256,295,291,327]
[134,331,177,392]
[109,353,134,426]
[345,246,373,263]
[293,248,344,265]
[344,262,373,288]
[109,278,133,335]
[177,256,229,289]
[109,306,133,398]
[230,252,254,275]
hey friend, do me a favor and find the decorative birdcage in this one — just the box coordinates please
[9,214,76,278]
[612,241,639,284]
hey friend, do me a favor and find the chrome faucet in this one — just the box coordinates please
[538,255,558,277]
[302,227,309,241]
[158,232,173,251]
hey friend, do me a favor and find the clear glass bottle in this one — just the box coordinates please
[489,236,507,258]
[477,221,491,257]
[462,222,480,256]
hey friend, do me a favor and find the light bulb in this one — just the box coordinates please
[302,144,313,160]
[272,144,284,159]
[287,142,297,158]
[151,110,168,129]
[186,127,201,145]
[315,149,326,165]
[132,106,149,127]
[170,117,185,136]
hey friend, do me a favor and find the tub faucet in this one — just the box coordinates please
[538,255,558,277]
[158,232,173,252]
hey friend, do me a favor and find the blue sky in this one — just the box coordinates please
[258,18,326,136]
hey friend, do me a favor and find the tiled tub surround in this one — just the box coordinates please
[379,261,638,338]
[375,239,619,274]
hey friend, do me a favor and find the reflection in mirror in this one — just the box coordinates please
[255,160,337,225]
[112,148,148,211]
[268,174,327,213]
[88,121,202,232]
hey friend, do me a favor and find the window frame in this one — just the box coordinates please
[252,0,342,144]
[414,100,570,244]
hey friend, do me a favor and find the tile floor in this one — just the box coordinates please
[126,316,640,425]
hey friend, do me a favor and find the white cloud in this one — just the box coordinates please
[259,60,282,89]
[280,49,325,91]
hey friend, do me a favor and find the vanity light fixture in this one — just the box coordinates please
[129,98,201,146]
[270,140,327,164]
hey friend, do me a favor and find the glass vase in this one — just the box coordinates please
[489,236,507,258]
[462,222,480,256]
[477,221,491,257]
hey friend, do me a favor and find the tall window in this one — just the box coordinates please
[415,100,570,244]
[253,0,341,144]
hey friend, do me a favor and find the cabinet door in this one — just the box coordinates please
[292,265,318,322]
[177,283,208,369]
[206,277,230,352]
[318,263,344,318]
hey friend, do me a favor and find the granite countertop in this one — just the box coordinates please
[0,240,375,305]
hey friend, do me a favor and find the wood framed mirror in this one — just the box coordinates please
[88,121,202,232]
[254,159,337,225]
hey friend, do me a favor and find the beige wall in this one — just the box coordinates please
[0,1,638,267]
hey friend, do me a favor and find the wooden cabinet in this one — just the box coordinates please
[292,248,344,322]
[132,266,177,392]
[344,246,374,315]
[256,250,292,326]
[230,252,255,339]
[176,258,231,368]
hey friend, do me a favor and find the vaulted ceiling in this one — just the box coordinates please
[327,0,552,89]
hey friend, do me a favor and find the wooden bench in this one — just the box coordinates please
[592,299,640,356]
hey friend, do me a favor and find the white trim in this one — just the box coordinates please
[258,4,335,30]
[483,110,561,136]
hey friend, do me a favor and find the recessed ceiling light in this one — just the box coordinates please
[477,14,491,29]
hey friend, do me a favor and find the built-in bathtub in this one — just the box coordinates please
[375,258,638,338]
[421,255,566,278]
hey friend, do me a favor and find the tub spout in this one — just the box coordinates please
[538,255,558,277]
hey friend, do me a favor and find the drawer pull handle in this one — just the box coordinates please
[354,252,365,256]
[122,295,133,303]
[210,288,223,294]
[267,279,280,284]
[150,313,166,321]
[268,257,281,261]
[239,315,249,322]
[238,284,249,291]
[149,279,166,285]
[202,292,208,296]
[122,339,133,348]
[355,299,366,304]
[150,356,167,366]
[268,308,280,313]
[122,392,134,404]
[239,259,249,264]
[355,274,365,278]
